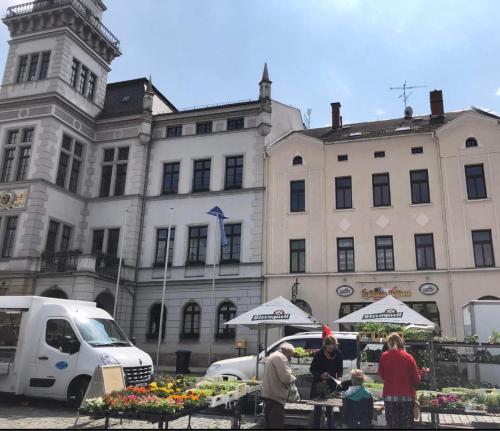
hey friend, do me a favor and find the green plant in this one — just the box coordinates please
[489,330,500,344]
[465,334,479,343]
[358,322,385,332]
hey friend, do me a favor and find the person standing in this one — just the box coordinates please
[341,369,374,429]
[310,334,344,429]
[261,342,296,429]
[378,332,420,429]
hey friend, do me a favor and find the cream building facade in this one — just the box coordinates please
[0,0,303,366]
[265,93,500,339]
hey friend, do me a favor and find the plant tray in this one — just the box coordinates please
[245,384,262,394]
[208,393,228,408]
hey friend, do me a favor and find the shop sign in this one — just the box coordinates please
[251,309,290,321]
[336,285,354,297]
[361,287,411,300]
[419,283,439,296]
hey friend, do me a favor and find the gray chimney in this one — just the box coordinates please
[430,90,444,118]
[331,102,342,129]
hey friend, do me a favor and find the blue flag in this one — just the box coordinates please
[207,206,228,246]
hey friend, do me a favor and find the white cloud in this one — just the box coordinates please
[496,87,500,96]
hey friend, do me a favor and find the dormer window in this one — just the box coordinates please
[466,137,478,148]
[292,156,303,165]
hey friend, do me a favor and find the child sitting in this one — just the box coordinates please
[341,369,374,429]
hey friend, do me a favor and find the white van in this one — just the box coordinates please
[0,296,153,404]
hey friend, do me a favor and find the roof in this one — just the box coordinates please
[297,108,499,143]
[99,78,177,119]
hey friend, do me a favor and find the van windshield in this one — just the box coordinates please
[75,317,130,347]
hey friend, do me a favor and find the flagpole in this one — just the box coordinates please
[156,207,174,372]
[208,218,218,367]
[113,209,128,319]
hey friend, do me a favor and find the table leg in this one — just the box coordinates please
[104,413,110,429]
[187,414,192,430]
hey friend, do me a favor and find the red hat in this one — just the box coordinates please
[322,324,332,339]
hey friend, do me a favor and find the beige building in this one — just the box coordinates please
[264,91,500,339]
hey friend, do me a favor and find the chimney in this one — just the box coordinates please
[430,90,444,118]
[331,102,342,129]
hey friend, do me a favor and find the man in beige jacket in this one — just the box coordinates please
[261,342,296,429]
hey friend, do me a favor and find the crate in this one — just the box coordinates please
[208,393,228,408]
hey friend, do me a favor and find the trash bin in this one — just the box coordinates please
[175,350,191,374]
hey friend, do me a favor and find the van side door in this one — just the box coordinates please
[26,318,80,399]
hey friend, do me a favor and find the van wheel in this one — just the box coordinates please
[68,376,90,408]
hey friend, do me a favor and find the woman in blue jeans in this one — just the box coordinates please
[310,335,344,429]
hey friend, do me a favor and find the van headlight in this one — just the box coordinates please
[101,353,119,365]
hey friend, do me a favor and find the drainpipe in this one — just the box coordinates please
[129,133,153,337]
[434,131,457,337]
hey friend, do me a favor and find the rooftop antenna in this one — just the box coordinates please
[303,108,312,129]
[389,81,428,109]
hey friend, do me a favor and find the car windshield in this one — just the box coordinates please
[75,317,130,347]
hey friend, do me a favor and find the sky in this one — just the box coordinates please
[1,0,499,128]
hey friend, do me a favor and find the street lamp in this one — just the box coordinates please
[291,277,300,303]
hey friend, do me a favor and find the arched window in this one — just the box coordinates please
[292,156,303,165]
[41,287,67,299]
[285,299,312,336]
[478,295,499,300]
[181,302,200,339]
[217,301,236,338]
[147,303,167,341]
[466,137,478,148]
[95,292,114,316]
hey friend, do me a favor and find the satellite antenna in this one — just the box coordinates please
[389,81,428,109]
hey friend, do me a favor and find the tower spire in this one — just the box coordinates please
[259,62,272,100]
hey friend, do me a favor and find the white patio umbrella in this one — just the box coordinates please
[225,296,321,379]
[334,295,435,326]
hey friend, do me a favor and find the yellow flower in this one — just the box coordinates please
[149,382,158,389]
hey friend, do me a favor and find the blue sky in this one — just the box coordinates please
[1,0,499,127]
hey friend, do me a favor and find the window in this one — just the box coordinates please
[410,169,430,204]
[27,53,39,81]
[292,156,303,165]
[465,164,487,199]
[70,59,79,88]
[375,236,394,271]
[227,117,244,130]
[187,226,207,265]
[221,223,241,263]
[45,319,78,351]
[466,137,478,148]
[162,162,180,194]
[92,229,104,254]
[192,159,211,192]
[166,125,182,137]
[87,73,96,100]
[224,156,243,190]
[415,234,435,270]
[78,66,88,95]
[181,302,200,339]
[290,239,305,273]
[339,303,367,332]
[16,56,28,83]
[45,220,72,253]
[338,154,348,162]
[154,227,175,267]
[1,128,33,183]
[147,304,166,341]
[217,301,236,338]
[99,147,129,197]
[39,52,50,80]
[290,180,305,212]
[335,176,352,209]
[2,216,18,257]
[472,230,495,267]
[374,151,385,158]
[56,135,83,193]
[196,122,212,134]
[106,229,120,257]
[406,302,441,331]
[372,173,391,207]
[412,147,423,154]
[337,237,355,272]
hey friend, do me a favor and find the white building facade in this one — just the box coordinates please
[0,0,303,365]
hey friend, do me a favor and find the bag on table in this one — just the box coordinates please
[287,383,301,403]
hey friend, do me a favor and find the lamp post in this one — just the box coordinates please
[291,277,300,304]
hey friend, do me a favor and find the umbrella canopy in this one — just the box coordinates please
[225,296,320,327]
[334,295,435,326]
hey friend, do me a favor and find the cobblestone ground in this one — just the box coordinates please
[0,396,260,429]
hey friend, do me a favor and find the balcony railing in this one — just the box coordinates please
[5,0,120,50]
[95,253,119,278]
[40,251,79,273]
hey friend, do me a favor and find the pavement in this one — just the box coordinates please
[0,394,261,429]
